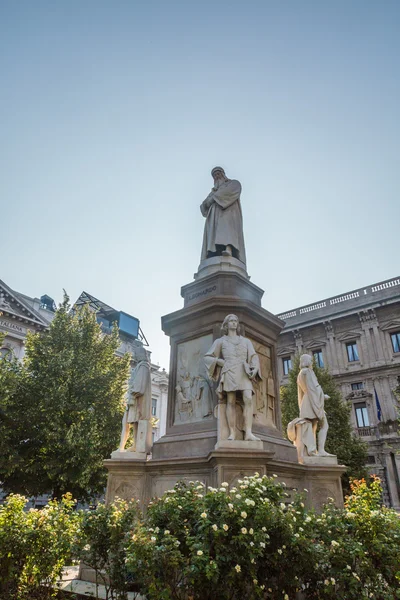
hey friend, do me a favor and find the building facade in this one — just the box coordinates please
[276,276,400,508]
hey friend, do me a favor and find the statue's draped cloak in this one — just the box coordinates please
[200,179,246,264]
[297,367,325,421]
[127,360,152,423]
[204,335,260,397]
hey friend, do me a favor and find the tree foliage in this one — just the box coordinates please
[0,295,130,501]
[280,354,368,489]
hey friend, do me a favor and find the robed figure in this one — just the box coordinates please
[200,167,246,265]
[287,354,334,463]
[118,346,152,454]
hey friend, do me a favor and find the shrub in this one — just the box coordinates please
[0,493,80,600]
[76,498,139,600]
[126,474,400,600]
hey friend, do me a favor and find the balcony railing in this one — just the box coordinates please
[355,421,399,438]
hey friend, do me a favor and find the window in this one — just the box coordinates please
[282,357,292,376]
[151,398,157,416]
[0,348,12,361]
[391,331,400,353]
[313,350,324,368]
[355,402,369,428]
[351,382,363,390]
[346,342,359,362]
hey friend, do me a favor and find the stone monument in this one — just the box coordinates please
[287,354,337,465]
[105,167,345,511]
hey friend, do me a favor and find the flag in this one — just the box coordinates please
[373,383,382,422]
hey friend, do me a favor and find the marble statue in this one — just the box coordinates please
[200,167,246,265]
[287,354,334,463]
[204,314,261,441]
[118,345,152,455]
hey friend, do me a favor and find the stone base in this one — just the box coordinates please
[215,439,264,451]
[302,454,338,465]
[105,450,346,512]
[194,255,249,281]
[110,450,147,460]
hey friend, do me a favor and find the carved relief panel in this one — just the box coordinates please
[174,334,215,425]
[249,339,276,426]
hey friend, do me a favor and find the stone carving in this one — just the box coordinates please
[200,167,246,265]
[204,314,261,442]
[287,354,335,464]
[174,335,214,425]
[117,345,152,456]
[0,293,12,311]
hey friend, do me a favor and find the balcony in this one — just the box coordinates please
[355,420,399,439]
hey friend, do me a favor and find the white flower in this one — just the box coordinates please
[260,542,266,548]
[150,536,156,542]
[249,528,254,535]
[284,595,289,600]
[262,526,267,532]
[221,482,229,487]
[278,549,283,554]
[324,579,330,586]
[238,479,243,484]
[154,527,159,533]
[164,530,170,535]
[346,565,351,570]
[253,578,258,585]
[250,541,254,546]
[235,564,241,572]
[331,540,339,547]
[241,511,247,518]
[196,484,204,489]
[197,494,203,498]
[241,527,247,534]
[236,494,242,499]
[251,558,255,563]
[353,573,360,581]
[178,505,182,509]
[200,512,207,519]
[294,533,300,538]
[208,486,217,493]
[331,578,335,585]
[212,524,218,531]
[305,516,311,522]
[303,488,308,492]
[219,488,227,492]
[197,550,203,556]
[228,503,234,510]
[272,474,278,478]
[223,524,229,531]
[280,502,286,510]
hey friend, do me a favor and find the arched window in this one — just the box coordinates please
[0,347,12,361]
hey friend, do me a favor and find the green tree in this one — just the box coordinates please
[280,355,368,490]
[0,295,130,501]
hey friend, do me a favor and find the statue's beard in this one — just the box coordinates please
[213,177,225,190]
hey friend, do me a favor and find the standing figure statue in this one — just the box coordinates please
[287,354,334,463]
[118,346,152,455]
[200,167,246,265]
[204,314,261,441]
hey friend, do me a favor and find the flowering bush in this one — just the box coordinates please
[300,476,400,599]
[126,474,400,600]
[126,475,316,600]
[76,498,139,600]
[0,493,80,600]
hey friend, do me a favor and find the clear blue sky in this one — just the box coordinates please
[1,0,399,369]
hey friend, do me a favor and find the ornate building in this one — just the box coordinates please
[276,276,400,508]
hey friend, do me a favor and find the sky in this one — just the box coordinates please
[1,0,399,369]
